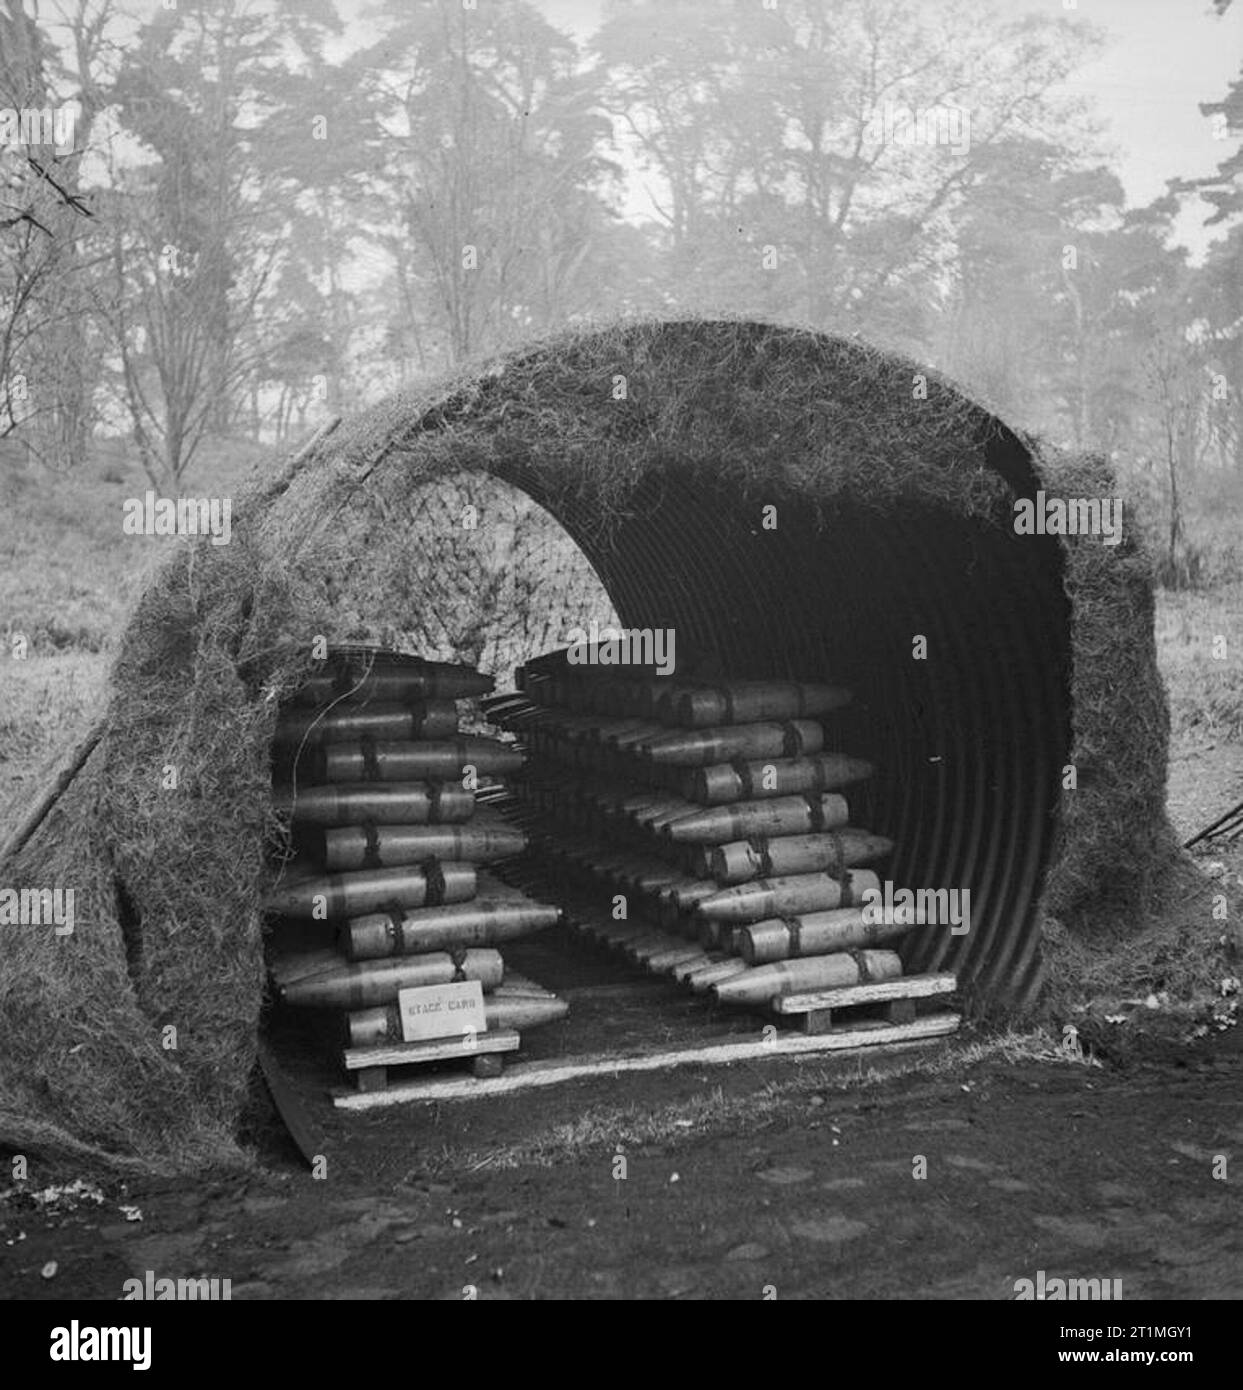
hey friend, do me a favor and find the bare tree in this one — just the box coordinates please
[0,0,105,469]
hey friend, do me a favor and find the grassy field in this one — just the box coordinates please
[1157,582,1243,748]
[0,436,273,824]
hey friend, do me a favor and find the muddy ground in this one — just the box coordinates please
[2,1018,1240,1302]
[2,698,1239,1305]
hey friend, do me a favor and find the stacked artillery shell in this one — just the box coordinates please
[311,737,524,784]
[303,819,528,872]
[345,985,569,1047]
[342,897,560,960]
[692,868,884,927]
[267,646,566,1057]
[265,860,479,919]
[291,648,494,708]
[684,753,874,805]
[282,949,506,1009]
[500,657,910,1006]
[711,949,903,1005]
[738,906,929,965]
[272,782,475,825]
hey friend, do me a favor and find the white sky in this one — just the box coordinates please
[537,0,1242,257]
[1059,0,1241,252]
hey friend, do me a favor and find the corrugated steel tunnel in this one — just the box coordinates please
[488,415,1073,1017]
[0,318,1176,1171]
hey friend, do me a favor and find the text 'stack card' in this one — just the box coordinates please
[397,980,487,1044]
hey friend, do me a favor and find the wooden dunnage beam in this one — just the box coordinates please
[332,1013,961,1109]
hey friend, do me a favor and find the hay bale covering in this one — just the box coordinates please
[0,319,1184,1171]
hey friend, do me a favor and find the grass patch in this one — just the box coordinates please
[0,654,108,826]
[1044,854,1240,1007]
[1155,581,1243,746]
[443,1028,1099,1175]
[0,435,273,660]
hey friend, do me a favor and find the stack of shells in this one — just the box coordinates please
[490,646,916,1011]
[266,647,567,1050]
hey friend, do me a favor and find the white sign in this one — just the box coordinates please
[397,980,487,1044]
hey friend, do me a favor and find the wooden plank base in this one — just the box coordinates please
[341,1028,521,1092]
[341,1028,520,1071]
[774,971,957,1015]
[771,972,957,1037]
[332,1013,961,1109]
[803,996,920,1035]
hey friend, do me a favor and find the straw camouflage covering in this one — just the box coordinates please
[0,317,1187,1171]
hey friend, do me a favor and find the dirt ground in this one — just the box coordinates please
[2,1022,1240,1302]
[2,640,1240,1305]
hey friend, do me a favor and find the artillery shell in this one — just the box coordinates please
[688,753,874,805]
[282,948,504,1009]
[345,993,568,1046]
[315,737,524,783]
[674,681,852,728]
[274,700,459,745]
[271,782,476,826]
[662,793,849,844]
[741,907,926,964]
[712,950,902,1005]
[343,898,559,960]
[694,869,882,924]
[637,720,825,767]
[709,829,894,884]
[314,822,526,872]
[293,660,493,706]
[263,861,477,919]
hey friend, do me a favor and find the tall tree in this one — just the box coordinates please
[1168,2,1243,471]
[0,0,105,469]
[97,0,340,483]
[596,0,1102,354]
[347,0,622,367]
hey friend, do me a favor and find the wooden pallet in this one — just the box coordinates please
[338,1027,521,1093]
[771,972,958,1035]
[333,1018,960,1109]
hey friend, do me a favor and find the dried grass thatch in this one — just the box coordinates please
[0,318,1194,1172]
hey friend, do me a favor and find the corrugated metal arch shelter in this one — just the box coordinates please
[0,319,1184,1172]
[501,432,1067,1012]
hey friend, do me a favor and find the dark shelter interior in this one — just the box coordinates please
[493,438,1071,1015]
